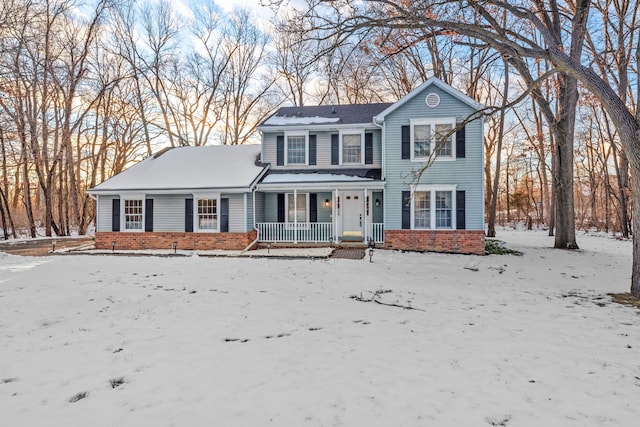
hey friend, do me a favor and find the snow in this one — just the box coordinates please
[260,173,374,184]
[262,116,341,126]
[1,230,639,426]
[89,145,264,193]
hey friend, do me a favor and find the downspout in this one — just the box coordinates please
[372,116,384,180]
[242,163,270,253]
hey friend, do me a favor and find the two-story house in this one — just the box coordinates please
[89,77,485,254]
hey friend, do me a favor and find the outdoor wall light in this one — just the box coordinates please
[375,198,381,207]
[324,199,331,207]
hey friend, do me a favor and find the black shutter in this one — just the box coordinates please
[111,198,120,232]
[331,134,339,165]
[145,199,153,232]
[276,135,284,165]
[401,191,411,229]
[456,125,466,158]
[401,125,410,159]
[456,190,466,229]
[220,198,229,232]
[309,135,317,165]
[364,132,373,164]
[185,198,193,232]
[309,193,317,223]
[277,193,285,222]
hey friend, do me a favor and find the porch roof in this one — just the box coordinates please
[256,173,384,191]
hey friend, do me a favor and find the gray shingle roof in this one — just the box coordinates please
[261,103,393,127]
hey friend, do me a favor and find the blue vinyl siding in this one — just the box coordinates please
[152,194,191,231]
[222,193,246,232]
[316,192,333,222]
[372,191,383,224]
[254,192,265,224]
[383,85,484,230]
[262,129,382,169]
[97,195,116,231]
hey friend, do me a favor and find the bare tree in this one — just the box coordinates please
[219,9,278,145]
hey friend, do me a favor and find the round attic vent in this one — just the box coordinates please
[425,93,440,108]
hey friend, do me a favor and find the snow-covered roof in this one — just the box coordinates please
[261,173,374,184]
[258,103,392,129]
[262,116,341,126]
[89,145,265,193]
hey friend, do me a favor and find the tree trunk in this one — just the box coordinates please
[631,171,640,298]
[552,73,579,249]
[487,60,509,237]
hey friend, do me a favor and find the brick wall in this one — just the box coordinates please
[95,231,257,251]
[384,230,485,255]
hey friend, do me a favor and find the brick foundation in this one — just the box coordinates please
[383,230,485,255]
[95,231,257,251]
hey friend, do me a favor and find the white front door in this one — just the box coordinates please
[341,192,364,239]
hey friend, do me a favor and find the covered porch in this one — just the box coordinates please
[254,173,384,245]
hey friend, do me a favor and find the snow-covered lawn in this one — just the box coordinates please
[1,230,638,426]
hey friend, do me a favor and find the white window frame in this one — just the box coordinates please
[411,185,457,230]
[410,118,456,161]
[284,131,309,166]
[193,193,220,232]
[285,192,309,224]
[120,194,145,232]
[339,129,365,165]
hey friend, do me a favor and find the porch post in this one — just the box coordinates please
[334,188,339,242]
[293,189,298,244]
[364,188,368,242]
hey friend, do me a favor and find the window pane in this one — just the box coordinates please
[124,199,143,230]
[287,135,306,164]
[435,124,452,156]
[414,191,430,229]
[414,124,430,158]
[342,134,361,163]
[197,199,217,230]
[435,191,452,228]
[287,194,307,222]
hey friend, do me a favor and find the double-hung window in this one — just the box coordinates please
[414,191,431,229]
[341,131,363,164]
[413,124,431,158]
[286,132,308,165]
[124,199,143,231]
[197,199,217,230]
[410,118,456,160]
[286,193,308,223]
[412,186,456,229]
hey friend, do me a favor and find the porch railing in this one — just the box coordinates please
[257,222,384,244]
[367,223,384,243]
[257,222,333,243]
